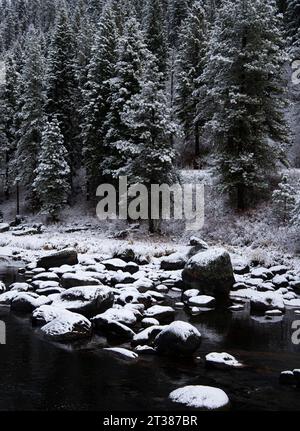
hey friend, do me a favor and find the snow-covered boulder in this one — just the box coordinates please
[61,272,102,288]
[104,347,138,361]
[269,265,288,275]
[92,307,137,328]
[290,280,300,294]
[182,289,200,301]
[32,272,60,282]
[32,280,60,290]
[168,386,230,410]
[205,352,244,369]
[189,237,209,249]
[272,275,289,288]
[0,291,20,305]
[141,317,160,328]
[144,305,175,322]
[117,287,152,307]
[279,371,296,385]
[11,292,51,312]
[154,321,201,356]
[37,248,78,270]
[160,251,189,271]
[102,258,138,274]
[182,248,234,301]
[251,267,273,280]
[250,291,285,313]
[106,321,136,340]
[32,305,66,325]
[52,286,114,317]
[188,295,216,308]
[41,310,92,341]
[0,281,6,293]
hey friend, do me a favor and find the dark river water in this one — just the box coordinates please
[0,262,300,411]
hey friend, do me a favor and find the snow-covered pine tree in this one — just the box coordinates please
[143,0,168,75]
[45,3,79,181]
[102,16,148,183]
[34,117,71,221]
[176,1,208,159]
[81,2,118,198]
[286,0,300,44]
[123,52,178,231]
[167,0,191,46]
[200,0,289,210]
[272,173,297,223]
[16,31,46,208]
[0,55,20,199]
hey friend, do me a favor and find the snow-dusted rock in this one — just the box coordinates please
[205,352,244,369]
[49,264,77,275]
[11,292,51,312]
[102,258,138,274]
[117,287,152,307]
[250,291,285,313]
[104,347,138,361]
[160,251,189,271]
[168,386,230,410]
[61,272,102,288]
[32,280,60,290]
[188,295,216,308]
[182,289,200,301]
[132,325,165,346]
[154,321,201,356]
[290,280,300,293]
[32,272,60,282]
[0,223,10,233]
[134,345,156,355]
[269,265,288,275]
[52,285,114,317]
[265,309,283,317]
[279,371,296,385]
[92,307,137,328]
[33,304,67,325]
[251,267,273,280]
[0,290,20,305]
[272,275,289,288]
[189,237,209,249]
[285,298,300,307]
[36,287,65,296]
[106,321,135,340]
[144,305,175,322]
[41,310,92,341]
[182,248,234,301]
[154,284,168,293]
[141,317,160,328]
[229,304,244,311]
[37,248,78,270]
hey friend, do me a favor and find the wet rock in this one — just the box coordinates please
[37,248,78,270]
[104,347,138,361]
[11,292,51,312]
[154,321,201,356]
[41,310,92,341]
[52,286,114,317]
[134,345,156,355]
[106,321,135,340]
[144,305,175,323]
[168,386,230,410]
[205,352,244,369]
[182,248,234,302]
[132,325,165,346]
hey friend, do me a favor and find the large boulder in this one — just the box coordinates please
[182,248,234,301]
[154,321,201,356]
[144,305,175,323]
[41,309,92,341]
[250,291,285,313]
[52,285,114,317]
[92,307,138,328]
[37,248,78,270]
[32,305,66,325]
[61,272,102,288]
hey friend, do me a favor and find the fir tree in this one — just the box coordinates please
[176,1,208,159]
[16,31,46,207]
[81,2,118,198]
[200,0,289,210]
[34,117,70,221]
[272,173,297,223]
[102,16,148,182]
[45,4,79,180]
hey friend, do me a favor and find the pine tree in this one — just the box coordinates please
[34,118,70,221]
[45,4,79,180]
[167,0,191,46]
[102,16,148,182]
[286,0,300,44]
[81,2,118,198]
[200,0,289,210]
[16,31,46,208]
[272,173,297,223]
[123,53,178,231]
[176,1,208,159]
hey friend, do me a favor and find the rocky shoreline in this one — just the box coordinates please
[1,239,300,410]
